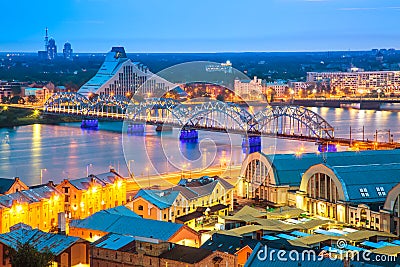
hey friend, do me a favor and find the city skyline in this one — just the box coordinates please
[1,0,400,53]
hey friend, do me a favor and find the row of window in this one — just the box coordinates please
[359,187,386,197]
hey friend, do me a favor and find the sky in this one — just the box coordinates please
[1,0,399,53]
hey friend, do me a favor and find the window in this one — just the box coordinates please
[164,214,167,219]
[359,188,369,197]
[376,187,386,196]
[138,205,144,211]
[376,218,380,224]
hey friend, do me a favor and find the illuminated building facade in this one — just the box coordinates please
[295,162,400,233]
[0,177,28,195]
[234,76,266,100]
[238,150,400,208]
[78,47,174,97]
[0,184,64,233]
[265,81,289,97]
[131,177,234,224]
[56,169,127,220]
[307,71,400,94]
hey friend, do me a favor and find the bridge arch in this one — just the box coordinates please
[125,98,189,125]
[87,94,130,117]
[44,92,91,114]
[254,105,334,139]
[183,101,255,131]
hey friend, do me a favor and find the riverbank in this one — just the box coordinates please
[0,105,79,128]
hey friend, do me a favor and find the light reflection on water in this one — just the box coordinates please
[0,107,399,185]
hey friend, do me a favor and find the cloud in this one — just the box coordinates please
[338,7,377,11]
[339,6,400,11]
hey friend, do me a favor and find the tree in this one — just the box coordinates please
[11,86,22,96]
[1,96,9,104]
[216,94,225,102]
[27,95,38,104]
[9,96,22,104]
[7,242,54,267]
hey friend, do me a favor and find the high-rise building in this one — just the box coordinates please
[307,70,400,95]
[47,38,57,60]
[63,42,73,60]
[38,28,57,60]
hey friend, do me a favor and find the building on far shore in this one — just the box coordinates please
[234,76,266,100]
[307,70,400,95]
[78,47,176,97]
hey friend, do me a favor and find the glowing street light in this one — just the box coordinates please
[377,88,382,100]
[146,167,150,188]
[86,163,93,177]
[40,168,47,184]
[128,160,135,177]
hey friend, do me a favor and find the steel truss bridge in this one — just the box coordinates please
[44,92,336,140]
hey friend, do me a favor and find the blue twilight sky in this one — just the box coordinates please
[1,0,399,53]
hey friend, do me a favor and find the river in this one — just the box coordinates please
[0,107,399,185]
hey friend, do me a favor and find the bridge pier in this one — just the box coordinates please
[242,135,262,153]
[179,129,198,142]
[127,123,145,135]
[156,124,173,132]
[81,119,98,130]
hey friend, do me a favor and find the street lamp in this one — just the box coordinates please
[40,168,47,184]
[86,163,93,177]
[128,160,135,177]
[181,164,186,179]
[146,167,150,188]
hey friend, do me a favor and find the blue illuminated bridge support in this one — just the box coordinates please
[127,123,145,135]
[180,128,198,142]
[242,135,262,153]
[81,119,98,130]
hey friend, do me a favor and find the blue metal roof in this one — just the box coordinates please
[97,206,141,218]
[330,163,400,203]
[73,211,185,241]
[276,233,297,240]
[134,189,180,209]
[314,229,343,236]
[262,235,279,241]
[0,227,80,256]
[93,233,136,250]
[259,150,400,187]
[343,244,365,252]
[291,231,311,237]
[360,241,384,249]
